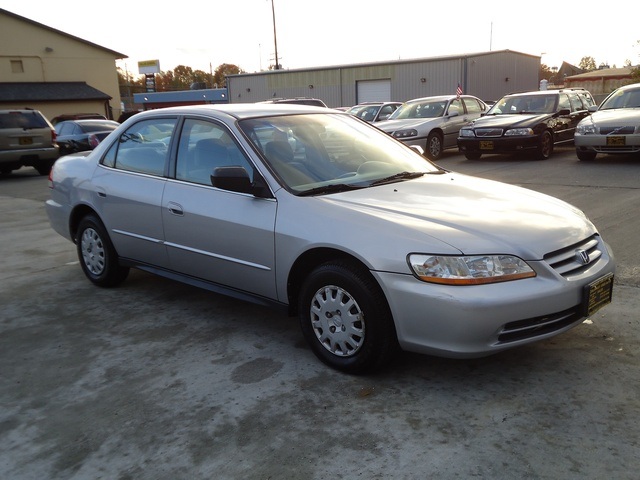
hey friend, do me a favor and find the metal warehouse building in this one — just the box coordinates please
[227,49,540,108]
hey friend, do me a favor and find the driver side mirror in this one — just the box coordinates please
[211,166,271,198]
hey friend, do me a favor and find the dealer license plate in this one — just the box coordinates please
[606,136,625,146]
[19,137,33,145]
[479,141,494,150]
[583,273,614,317]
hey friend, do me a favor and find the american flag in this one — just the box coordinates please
[456,83,463,97]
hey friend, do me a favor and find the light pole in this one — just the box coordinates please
[271,0,280,70]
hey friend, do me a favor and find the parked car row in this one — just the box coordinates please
[348,82,639,163]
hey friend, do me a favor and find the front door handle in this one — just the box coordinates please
[167,201,184,216]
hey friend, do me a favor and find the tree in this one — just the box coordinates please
[579,56,597,72]
[118,63,245,95]
[213,64,244,88]
[539,63,554,81]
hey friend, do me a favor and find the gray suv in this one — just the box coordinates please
[0,109,59,175]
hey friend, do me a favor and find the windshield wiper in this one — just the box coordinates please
[297,183,364,196]
[369,171,426,186]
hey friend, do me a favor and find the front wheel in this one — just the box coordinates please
[535,131,553,160]
[464,151,481,160]
[425,132,443,160]
[299,260,398,374]
[76,214,129,287]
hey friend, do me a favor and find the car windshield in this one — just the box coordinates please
[388,100,447,120]
[487,94,557,115]
[599,87,640,110]
[347,105,381,121]
[238,113,441,194]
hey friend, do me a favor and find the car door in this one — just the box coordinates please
[442,98,470,149]
[552,93,575,143]
[567,92,591,138]
[162,118,278,299]
[92,117,177,267]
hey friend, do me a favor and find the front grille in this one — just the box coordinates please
[544,235,602,278]
[498,307,581,343]
[474,128,504,138]
[600,126,636,135]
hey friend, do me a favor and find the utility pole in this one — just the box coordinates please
[271,0,280,69]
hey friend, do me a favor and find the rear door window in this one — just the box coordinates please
[102,118,176,176]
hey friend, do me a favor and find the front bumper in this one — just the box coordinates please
[373,239,616,358]
[457,135,540,154]
[575,133,640,154]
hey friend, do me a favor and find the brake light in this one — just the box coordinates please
[51,128,58,145]
[88,134,100,149]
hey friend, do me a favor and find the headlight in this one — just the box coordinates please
[459,129,475,138]
[504,128,534,136]
[576,123,597,135]
[393,129,418,139]
[408,254,536,285]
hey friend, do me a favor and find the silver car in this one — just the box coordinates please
[575,82,640,161]
[376,95,488,159]
[46,104,615,373]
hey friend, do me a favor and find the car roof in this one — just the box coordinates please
[614,82,640,92]
[124,103,336,122]
[404,95,468,103]
[60,119,119,125]
[503,88,590,97]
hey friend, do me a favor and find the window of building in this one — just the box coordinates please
[10,60,24,74]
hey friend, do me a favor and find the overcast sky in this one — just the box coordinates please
[4,1,638,75]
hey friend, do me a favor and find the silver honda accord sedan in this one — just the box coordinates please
[46,104,616,373]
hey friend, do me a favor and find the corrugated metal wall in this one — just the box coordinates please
[227,50,540,108]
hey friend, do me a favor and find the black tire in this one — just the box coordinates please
[35,160,55,176]
[299,260,398,374]
[576,149,597,161]
[76,214,129,287]
[425,132,443,160]
[535,131,553,160]
[464,151,481,160]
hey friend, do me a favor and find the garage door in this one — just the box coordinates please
[356,79,391,103]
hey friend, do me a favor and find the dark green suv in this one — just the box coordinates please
[0,109,60,175]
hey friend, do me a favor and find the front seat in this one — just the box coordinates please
[189,138,230,184]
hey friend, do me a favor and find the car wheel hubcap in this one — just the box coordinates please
[429,137,441,157]
[81,227,105,275]
[310,285,365,357]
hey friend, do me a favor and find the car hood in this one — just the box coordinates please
[320,172,595,260]
[589,108,640,125]
[468,113,550,129]
[376,117,439,132]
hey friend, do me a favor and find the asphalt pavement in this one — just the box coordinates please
[1,148,639,479]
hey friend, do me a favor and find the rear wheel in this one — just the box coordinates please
[35,160,55,176]
[576,149,597,161]
[425,132,443,160]
[299,260,398,374]
[535,131,553,159]
[76,214,129,287]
